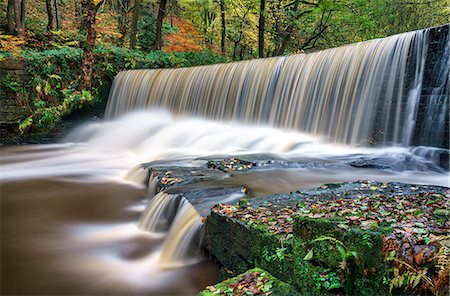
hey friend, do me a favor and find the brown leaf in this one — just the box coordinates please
[414,252,423,265]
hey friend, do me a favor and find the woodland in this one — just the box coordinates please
[1,0,449,134]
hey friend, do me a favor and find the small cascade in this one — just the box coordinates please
[146,173,160,198]
[138,192,183,233]
[159,201,203,267]
[138,192,204,267]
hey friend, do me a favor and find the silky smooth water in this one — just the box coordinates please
[105,29,448,147]
[1,111,449,295]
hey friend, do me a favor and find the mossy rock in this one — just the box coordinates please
[205,211,344,295]
[293,216,388,295]
[198,268,300,296]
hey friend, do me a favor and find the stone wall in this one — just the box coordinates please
[0,59,29,142]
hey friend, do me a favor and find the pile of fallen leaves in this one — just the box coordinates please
[205,271,274,295]
[208,158,255,172]
[0,35,26,56]
[212,203,296,235]
[295,187,449,270]
[158,171,183,189]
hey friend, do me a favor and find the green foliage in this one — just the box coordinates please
[10,45,226,134]
[138,4,157,52]
[262,246,288,262]
[315,270,342,291]
[163,22,179,35]
[0,50,13,61]
[306,236,359,294]
[0,74,22,93]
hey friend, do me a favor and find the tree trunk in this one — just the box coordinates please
[258,0,265,58]
[80,0,102,91]
[219,0,226,54]
[116,0,129,46]
[54,0,60,29]
[80,2,88,34]
[20,0,26,29]
[7,0,15,34]
[46,0,54,34]
[232,41,238,60]
[155,0,168,50]
[12,0,24,35]
[129,0,142,49]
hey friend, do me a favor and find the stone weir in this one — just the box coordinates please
[106,24,449,149]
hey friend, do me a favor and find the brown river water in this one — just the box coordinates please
[1,170,219,295]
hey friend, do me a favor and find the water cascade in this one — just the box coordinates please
[138,192,181,233]
[106,27,449,147]
[138,191,204,266]
[159,201,203,266]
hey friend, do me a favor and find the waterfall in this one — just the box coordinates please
[139,192,182,233]
[159,202,203,266]
[138,191,204,267]
[105,28,448,147]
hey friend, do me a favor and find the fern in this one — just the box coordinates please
[388,256,434,295]
[434,244,449,271]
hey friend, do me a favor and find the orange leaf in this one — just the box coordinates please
[414,252,423,265]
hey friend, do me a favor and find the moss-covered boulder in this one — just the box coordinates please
[198,268,300,296]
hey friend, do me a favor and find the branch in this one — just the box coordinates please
[95,0,107,11]
[284,0,318,8]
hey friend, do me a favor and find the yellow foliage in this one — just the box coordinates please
[0,35,26,56]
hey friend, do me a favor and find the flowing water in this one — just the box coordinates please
[1,27,449,295]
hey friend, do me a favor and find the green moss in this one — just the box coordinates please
[293,215,389,295]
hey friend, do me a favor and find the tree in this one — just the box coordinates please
[226,0,257,60]
[54,0,60,29]
[138,2,157,52]
[258,0,265,58]
[46,0,54,34]
[129,0,142,48]
[80,0,106,90]
[7,0,25,36]
[155,0,168,50]
[113,0,131,46]
[219,0,226,54]
[7,0,15,34]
